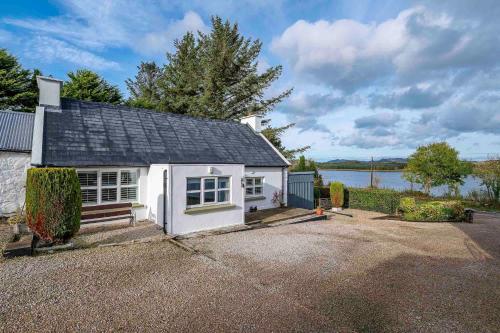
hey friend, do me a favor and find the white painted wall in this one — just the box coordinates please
[244,167,284,212]
[0,152,31,216]
[170,164,245,235]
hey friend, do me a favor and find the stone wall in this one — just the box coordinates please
[0,152,31,216]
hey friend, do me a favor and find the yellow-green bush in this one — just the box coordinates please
[25,168,82,242]
[330,182,344,208]
[401,199,465,222]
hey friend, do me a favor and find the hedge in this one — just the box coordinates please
[347,188,402,214]
[25,168,82,242]
[399,197,465,222]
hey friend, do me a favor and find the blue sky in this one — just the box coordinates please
[1,0,499,161]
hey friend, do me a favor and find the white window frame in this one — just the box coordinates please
[186,176,231,208]
[245,177,264,197]
[79,170,99,205]
[77,168,139,206]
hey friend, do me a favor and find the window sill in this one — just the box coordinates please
[245,195,266,202]
[184,203,236,215]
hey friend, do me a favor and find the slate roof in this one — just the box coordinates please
[0,110,34,152]
[41,98,288,167]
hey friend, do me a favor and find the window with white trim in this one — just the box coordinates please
[77,169,139,205]
[245,177,263,197]
[186,176,230,208]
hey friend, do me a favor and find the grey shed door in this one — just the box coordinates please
[287,172,314,210]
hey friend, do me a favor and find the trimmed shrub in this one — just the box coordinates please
[348,188,402,214]
[402,200,465,222]
[330,182,344,208]
[398,197,416,214]
[25,168,82,242]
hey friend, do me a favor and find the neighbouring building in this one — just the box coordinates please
[0,110,34,216]
[27,76,290,235]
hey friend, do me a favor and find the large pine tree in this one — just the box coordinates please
[125,61,162,109]
[0,49,39,112]
[126,16,308,159]
[63,69,122,104]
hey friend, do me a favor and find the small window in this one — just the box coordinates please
[186,176,231,208]
[81,189,98,205]
[79,171,98,205]
[101,172,117,186]
[120,187,137,201]
[77,169,139,205]
[79,172,97,187]
[245,177,264,197]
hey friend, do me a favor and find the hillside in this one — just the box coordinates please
[318,158,407,171]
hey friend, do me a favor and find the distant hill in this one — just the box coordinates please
[318,158,407,171]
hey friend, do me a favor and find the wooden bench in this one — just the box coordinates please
[81,203,135,225]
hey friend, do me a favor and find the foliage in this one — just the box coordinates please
[7,208,26,225]
[291,155,323,186]
[401,199,465,222]
[330,182,344,208]
[126,16,303,159]
[348,188,402,214]
[0,49,39,112]
[125,61,163,109]
[25,168,82,242]
[398,197,416,215]
[473,156,500,202]
[403,142,472,195]
[63,69,123,104]
[318,160,406,171]
[261,122,309,160]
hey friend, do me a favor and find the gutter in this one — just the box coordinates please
[163,169,168,234]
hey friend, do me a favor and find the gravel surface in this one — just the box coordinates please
[1,210,499,332]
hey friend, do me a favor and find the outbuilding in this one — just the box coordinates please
[31,76,290,235]
[0,110,34,216]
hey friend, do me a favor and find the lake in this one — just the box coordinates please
[319,170,483,197]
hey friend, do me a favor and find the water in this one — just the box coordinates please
[319,170,483,197]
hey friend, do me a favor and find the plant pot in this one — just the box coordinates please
[316,208,324,216]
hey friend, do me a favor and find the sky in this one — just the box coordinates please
[1,0,499,161]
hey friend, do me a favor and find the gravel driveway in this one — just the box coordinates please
[1,210,499,332]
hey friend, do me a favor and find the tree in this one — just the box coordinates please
[473,156,500,202]
[156,17,291,119]
[403,142,471,195]
[0,49,39,112]
[291,155,324,187]
[128,16,307,159]
[261,121,309,160]
[63,69,122,104]
[125,61,162,109]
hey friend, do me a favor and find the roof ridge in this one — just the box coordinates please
[60,98,249,127]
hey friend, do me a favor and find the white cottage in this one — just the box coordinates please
[0,110,34,216]
[31,76,290,235]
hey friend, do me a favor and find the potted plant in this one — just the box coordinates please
[7,207,29,235]
[330,181,344,212]
[315,205,324,216]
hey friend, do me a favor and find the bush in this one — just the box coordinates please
[25,168,82,242]
[402,200,465,222]
[398,197,416,214]
[330,182,344,208]
[317,186,330,198]
[348,188,402,214]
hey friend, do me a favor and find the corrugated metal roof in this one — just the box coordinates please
[0,110,34,152]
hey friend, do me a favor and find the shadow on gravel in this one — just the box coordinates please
[318,251,500,332]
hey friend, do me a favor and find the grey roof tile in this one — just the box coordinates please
[42,99,287,167]
[0,110,34,152]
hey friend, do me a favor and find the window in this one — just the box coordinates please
[77,169,139,205]
[245,177,263,197]
[79,171,98,205]
[186,176,230,208]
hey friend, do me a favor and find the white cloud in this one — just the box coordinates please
[0,29,13,43]
[30,36,120,70]
[4,1,207,55]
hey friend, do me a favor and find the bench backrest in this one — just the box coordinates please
[81,202,133,222]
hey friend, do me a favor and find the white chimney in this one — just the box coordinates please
[36,76,63,107]
[240,115,262,132]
